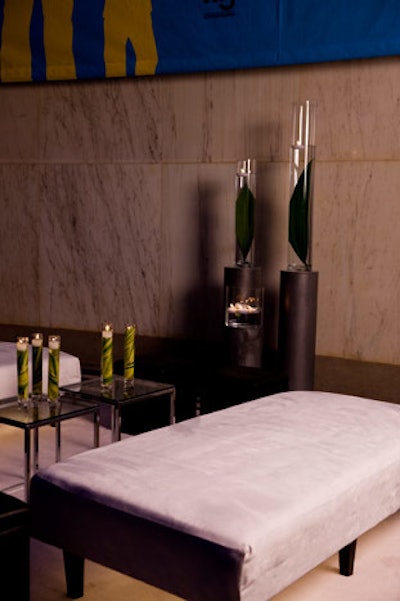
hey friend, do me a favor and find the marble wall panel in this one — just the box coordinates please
[40,77,162,163]
[0,165,41,324]
[0,84,41,161]
[203,66,300,163]
[38,163,162,334]
[159,65,300,163]
[2,55,400,367]
[159,73,208,162]
[298,57,400,161]
[159,162,235,340]
[314,161,400,364]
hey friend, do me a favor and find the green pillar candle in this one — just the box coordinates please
[48,335,61,402]
[101,322,113,388]
[32,332,43,399]
[124,324,135,384]
[16,336,29,407]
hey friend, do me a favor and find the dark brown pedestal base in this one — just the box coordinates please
[224,326,263,369]
[278,270,318,390]
[224,266,263,368]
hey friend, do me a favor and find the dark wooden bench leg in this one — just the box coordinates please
[339,539,357,576]
[63,550,85,598]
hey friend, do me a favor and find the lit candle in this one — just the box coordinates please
[16,336,29,407]
[124,323,135,385]
[101,322,113,388]
[226,296,262,328]
[48,335,61,402]
[31,332,43,400]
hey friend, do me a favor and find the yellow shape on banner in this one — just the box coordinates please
[103,0,158,77]
[0,0,76,82]
[1,0,32,82]
[41,0,76,80]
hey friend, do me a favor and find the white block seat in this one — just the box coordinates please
[29,391,400,600]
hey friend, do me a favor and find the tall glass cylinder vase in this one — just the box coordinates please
[235,158,256,266]
[48,335,61,402]
[287,101,316,272]
[31,332,43,401]
[101,322,113,389]
[123,323,135,387]
[16,337,29,408]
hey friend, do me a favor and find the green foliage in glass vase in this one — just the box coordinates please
[289,159,313,266]
[236,182,255,263]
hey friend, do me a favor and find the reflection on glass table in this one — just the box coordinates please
[0,396,100,501]
[61,375,176,442]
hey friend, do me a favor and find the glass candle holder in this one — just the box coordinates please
[48,335,61,402]
[225,288,264,328]
[224,266,264,328]
[287,100,316,271]
[101,322,113,388]
[16,336,29,408]
[31,332,43,400]
[123,323,136,385]
[235,158,256,266]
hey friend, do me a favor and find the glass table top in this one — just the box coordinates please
[61,375,175,405]
[0,396,99,429]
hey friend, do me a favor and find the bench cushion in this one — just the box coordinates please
[30,391,400,600]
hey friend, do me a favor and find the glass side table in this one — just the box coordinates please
[61,375,176,443]
[0,396,100,501]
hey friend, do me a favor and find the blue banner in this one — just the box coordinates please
[279,1,400,65]
[0,1,399,83]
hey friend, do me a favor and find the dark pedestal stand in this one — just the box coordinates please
[224,266,263,368]
[278,270,318,390]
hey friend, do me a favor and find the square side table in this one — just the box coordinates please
[0,396,100,500]
[61,375,176,442]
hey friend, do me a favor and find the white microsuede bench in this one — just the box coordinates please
[29,391,400,600]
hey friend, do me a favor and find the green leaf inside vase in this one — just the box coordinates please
[289,159,313,266]
[236,182,255,263]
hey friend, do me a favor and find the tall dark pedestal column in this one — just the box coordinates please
[224,266,263,368]
[278,270,318,390]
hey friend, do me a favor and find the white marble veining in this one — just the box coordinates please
[0,83,41,160]
[201,66,299,163]
[314,161,400,364]
[159,66,299,163]
[0,165,41,324]
[299,57,400,161]
[38,163,162,333]
[1,56,400,365]
[159,73,208,162]
[40,77,162,162]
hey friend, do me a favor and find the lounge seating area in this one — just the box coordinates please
[0,331,399,599]
[2,5,400,599]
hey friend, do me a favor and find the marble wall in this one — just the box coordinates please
[1,56,400,366]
